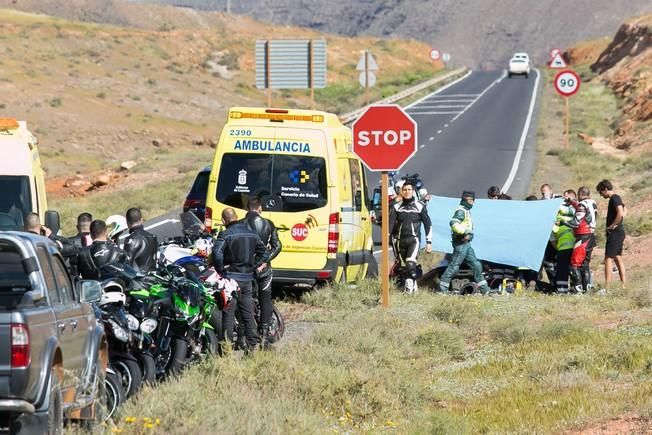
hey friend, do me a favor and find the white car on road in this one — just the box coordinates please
[508,53,530,78]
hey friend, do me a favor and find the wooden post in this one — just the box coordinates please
[381,171,390,308]
[308,40,314,109]
[364,50,370,106]
[265,41,272,108]
[565,96,570,148]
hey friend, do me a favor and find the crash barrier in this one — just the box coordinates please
[338,67,468,125]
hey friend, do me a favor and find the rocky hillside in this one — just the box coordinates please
[137,0,652,67]
[0,7,438,197]
[3,0,651,67]
[567,14,652,151]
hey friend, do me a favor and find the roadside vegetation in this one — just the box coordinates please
[99,279,652,434]
[530,61,652,275]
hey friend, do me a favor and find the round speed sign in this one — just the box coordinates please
[429,48,441,61]
[554,70,581,97]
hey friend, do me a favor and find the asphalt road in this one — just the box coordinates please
[139,69,542,244]
[366,69,541,200]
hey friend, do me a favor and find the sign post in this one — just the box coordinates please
[554,70,581,148]
[352,105,418,308]
[356,51,378,105]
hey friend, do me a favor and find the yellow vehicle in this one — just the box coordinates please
[0,118,58,231]
[205,107,377,286]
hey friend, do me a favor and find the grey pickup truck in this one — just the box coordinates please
[0,231,107,434]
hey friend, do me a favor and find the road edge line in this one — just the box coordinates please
[501,68,541,193]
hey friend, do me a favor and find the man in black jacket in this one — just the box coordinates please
[78,220,130,280]
[213,208,270,350]
[123,208,158,273]
[70,212,93,248]
[243,197,282,348]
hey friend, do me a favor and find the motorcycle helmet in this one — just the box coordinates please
[193,238,213,258]
[106,215,128,241]
[99,289,126,307]
[394,179,405,195]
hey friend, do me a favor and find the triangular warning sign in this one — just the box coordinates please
[549,53,566,69]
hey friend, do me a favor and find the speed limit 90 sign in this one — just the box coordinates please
[554,70,581,97]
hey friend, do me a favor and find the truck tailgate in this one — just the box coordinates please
[0,313,11,376]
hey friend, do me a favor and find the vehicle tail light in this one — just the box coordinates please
[184,199,201,209]
[316,271,332,279]
[205,207,213,232]
[327,212,339,254]
[11,323,30,368]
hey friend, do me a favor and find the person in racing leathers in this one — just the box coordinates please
[388,182,432,293]
[123,207,158,273]
[439,191,492,295]
[567,186,598,293]
[77,219,130,280]
[213,208,270,351]
[242,197,282,349]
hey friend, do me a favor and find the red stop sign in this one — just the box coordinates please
[352,104,418,171]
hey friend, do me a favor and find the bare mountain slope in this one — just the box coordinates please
[137,0,652,67]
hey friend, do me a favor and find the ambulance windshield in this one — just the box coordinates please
[216,153,327,212]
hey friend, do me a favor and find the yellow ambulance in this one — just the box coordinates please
[205,107,377,286]
[0,118,55,231]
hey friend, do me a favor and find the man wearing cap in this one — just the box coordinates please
[439,191,491,294]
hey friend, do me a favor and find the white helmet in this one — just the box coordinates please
[193,238,213,258]
[394,179,405,194]
[106,215,128,240]
[418,188,429,200]
[99,289,126,307]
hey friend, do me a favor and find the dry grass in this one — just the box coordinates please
[92,278,652,434]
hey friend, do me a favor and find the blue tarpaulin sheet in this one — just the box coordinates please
[424,196,564,270]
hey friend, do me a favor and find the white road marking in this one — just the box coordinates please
[408,111,461,115]
[437,130,443,134]
[449,70,507,123]
[119,218,181,239]
[404,70,473,109]
[429,136,434,140]
[409,104,467,109]
[422,99,475,103]
[502,68,541,193]
[427,94,479,98]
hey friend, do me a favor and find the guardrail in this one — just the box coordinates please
[338,67,467,125]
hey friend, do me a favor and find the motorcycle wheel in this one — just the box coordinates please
[199,328,219,356]
[166,338,189,376]
[103,369,125,420]
[136,353,156,386]
[113,358,143,398]
[268,305,285,343]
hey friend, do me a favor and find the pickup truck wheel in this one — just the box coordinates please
[47,372,63,435]
[113,359,142,398]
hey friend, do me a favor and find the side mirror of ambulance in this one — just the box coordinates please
[44,210,61,235]
[371,188,382,212]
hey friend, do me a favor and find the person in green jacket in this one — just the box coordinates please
[439,191,491,295]
[551,200,576,293]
